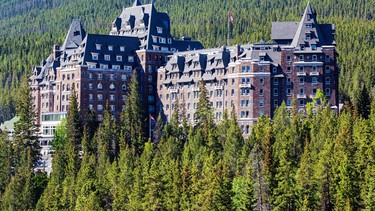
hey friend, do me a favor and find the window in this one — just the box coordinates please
[312,55,317,62]
[97,83,103,90]
[273,88,278,96]
[325,55,331,62]
[312,77,318,84]
[287,56,291,62]
[260,89,264,96]
[89,104,93,110]
[122,84,127,91]
[100,64,108,69]
[168,38,172,44]
[116,55,122,61]
[152,36,158,43]
[273,67,277,73]
[312,89,317,97]
[128,56,134,62]
[300,44,305,50]
[98,73,103,80]
[109,84,115,90]
[89,94,93,101]
[109,74,115,81]
[325,88,331,96]
[300,88,304,95]
[259,66,264,72]
[274,99,278,107]
[260,78,264,85]
[299,77,305,85]
[273,78,278,85]
[92,53,98,60]
[121,75,127,81]
[120,46,125,51]
[89,83,93,90]
[325,77,331,85]
[97,94,103,101]
[325,66,331,74]
[259,99,264,107]
[157,27,163,34]
[311,44,317,50]
[159,37,166,44]
[110,95,115,101]
[97,104,103,111]
[306,33,311,40]
[299,100,305,107]
[89,73,93,79]
[287,78,291,85]
[305,23,312,28]
[286,66,291,73]
[287,88,292,96]
[113,65,120,70]
[108,45,113,51]
[95,44,101,50]
[287,100,291,106]
[312,66,317,72]
[299,55,304,61]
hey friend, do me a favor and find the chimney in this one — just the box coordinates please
[53,45,61,60]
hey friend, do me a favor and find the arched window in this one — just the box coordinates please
[67,84,71,91]
[97,83,103,90]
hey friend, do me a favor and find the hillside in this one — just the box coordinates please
[0,0,375,122]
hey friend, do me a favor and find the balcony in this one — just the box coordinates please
[297,94,307,99]
[297,71,306,76]
[239,84,251,88]
[310,71,319,76]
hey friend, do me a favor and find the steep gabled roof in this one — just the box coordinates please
[291,2,325,47]
[61,19,86,51]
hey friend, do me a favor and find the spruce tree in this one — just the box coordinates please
[121,70,146,156]
[13,76,39,169]
[195,80,213,138]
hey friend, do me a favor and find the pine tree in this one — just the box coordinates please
[232,159,256,211]
[13,76,39,169]
[143,151,164,210]
[356,85,372,119]
[296,139,319,210]
[0,131,13,199]
[195,80,213,138]
[121,70,146,156]
[153,113,164,144]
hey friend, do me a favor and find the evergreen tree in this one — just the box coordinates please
[121,70,146,156]
[195,80,213,138]
[356,85,372,119]
[232,159,256,211]
[13,76,39,168]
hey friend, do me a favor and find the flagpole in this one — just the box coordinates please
[149,114,151,140]
[227,12,230,46]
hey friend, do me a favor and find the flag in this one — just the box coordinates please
[228,12,234,25]
[150,114,155,121]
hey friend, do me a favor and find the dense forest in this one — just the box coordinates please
[0,0,375,123]
[1,70,375,210]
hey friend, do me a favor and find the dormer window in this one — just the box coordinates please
[305,23,312,28]
[116,55,122,61]
[300,45,305,50]
[92,53,98,60]
[120,46,125,52]
[305,33,311,40]
[152,36,158,43]
[299,55,304,61]
[159,37,166,44]
[157,27,163,34]
[128,56,134,62]
[260,56,265,61]
[104,55,110,61]
[168,38,172,44]
[95,44,101,50]
[108,46,113,51]
[311,44,317,50]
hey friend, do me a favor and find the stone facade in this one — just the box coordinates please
[157,3,338,136]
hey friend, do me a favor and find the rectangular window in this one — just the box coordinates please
[110,95,115,101]
[287,78,291,85]
[108,45,113,51]
[97,73,103,80]
[128,56,134,62]
[325,88,331,96]
[116,56,122,61]
[157,27,163,34]
[299,100,305,107]
[260,89,264,96]
[312,77,318,84]
[273,88,278,96]
[95,44,101,50]
[299,55,304,61]
[325,55,331,62]
[287,88,292,96]
[273,67,277,73]
[311,45,317,50]
[287,100,291,106]
[325,77,331,85]
[325,66,331,74]
[274,99,278,107]
[120,46,125,51]
[299,77,305,85]
[312,55,317,62]
[286,66,291,73]
[168,38,172,44]
[92,54,98,60]
[287,56,291,62]
[109,74,115,81]
[259,66,264,72]
[259,99,264,107]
